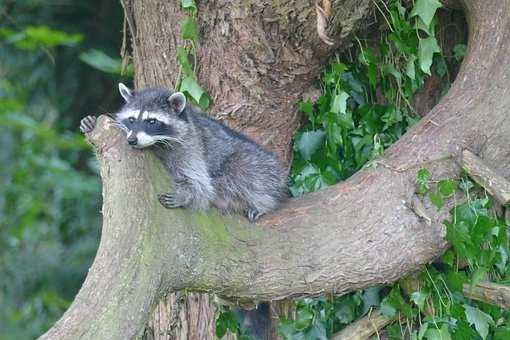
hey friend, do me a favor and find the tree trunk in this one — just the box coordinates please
[40,0,510,339]
[128,1,375,338]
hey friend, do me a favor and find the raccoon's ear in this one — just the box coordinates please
[168,92,186,114]
[118,83,133,102]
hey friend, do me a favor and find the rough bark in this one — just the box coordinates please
[40,0,510,339]
[462,150,510,205]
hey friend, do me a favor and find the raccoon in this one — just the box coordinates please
[80,83,288,221]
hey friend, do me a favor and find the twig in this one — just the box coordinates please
[462,150,510,205]
[464,281,510,309]
[332,310,395,340]
[120,0,139,66]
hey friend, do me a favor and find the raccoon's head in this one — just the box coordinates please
[115,83,190,148]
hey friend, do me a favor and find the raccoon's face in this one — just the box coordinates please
[115,83,189,148]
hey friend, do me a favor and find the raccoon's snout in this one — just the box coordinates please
[127,135,137,145]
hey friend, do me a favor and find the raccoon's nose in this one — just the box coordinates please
[127,135,138,145]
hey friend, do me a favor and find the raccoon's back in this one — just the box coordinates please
[191,112,288,197]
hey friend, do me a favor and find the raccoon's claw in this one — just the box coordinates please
[246,209,263,222]
[80,115,97,133]
[158,192,185,209]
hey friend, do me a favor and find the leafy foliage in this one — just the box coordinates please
[379,173,510,339]
[216,307,251,340]
[175,0,210,109]
[80,49,134,76]
[290,0,446,196]
[278,290,381,339]
[0,26,82,50]
[279,1,503,339]
[0,1,125,338]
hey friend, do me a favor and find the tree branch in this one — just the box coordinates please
[464,282,510,309]
[332,310,394,340]
[462,150,510,205]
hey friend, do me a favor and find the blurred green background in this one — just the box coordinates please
[0,1,129,338]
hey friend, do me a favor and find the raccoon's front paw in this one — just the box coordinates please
[246,209,263,222]
[80,115,97,133]
[158,192,187,209]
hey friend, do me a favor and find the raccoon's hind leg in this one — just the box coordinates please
[245,209,264,222]
[80,115,97,133]
[245,198,278,222]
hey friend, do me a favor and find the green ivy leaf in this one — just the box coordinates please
[417,168,431,182]
[424,323,452,340]
[216,309,239,338]
[418,322,429,339]
[472,216,494,247]
[335,302,356,324]
[382,63,402,83]
[417,168,431,194]
[464,304,494,339]
[380,299,397,318]
[494,328,510,340]
[306,321,327,340]
[331,62,348,74]
[381,287,414,318]
[295,309,313,331]
[24,26,82,49]
[299,101,314,115]
[445,220,472,261]
[438,179,458,197]
[277,318,296,339]
[361,287,381,314]
[418,36,441,75]
[295,130,325,161]
[436,57,448,78]
[216,319,227,338]
[453,44,467,62]
[181,0,197,13]
[470,267,487,291]
[429,191,444,209]
[180,76,208,108]
[198,93,210,109]
[176,46,193,77]
[445,271,467,293]
[181,16,199,41]
[459,179,474,193]
[359,49,378,88]
[411,0,442,28]
[330,91,349,114]
[406,55,417,80]
[410,291,428,310]
[79,49,134,76]
[6,26,83,50]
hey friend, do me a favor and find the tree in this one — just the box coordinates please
[40,0,510,339]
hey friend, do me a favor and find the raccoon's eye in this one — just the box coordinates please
[147,118,156,125]
[128,117,135,124]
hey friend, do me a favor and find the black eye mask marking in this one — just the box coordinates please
[121,117,174,138]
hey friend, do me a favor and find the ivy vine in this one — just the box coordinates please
[176,0,210,109]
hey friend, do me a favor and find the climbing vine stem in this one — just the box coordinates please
[176,0,210,109]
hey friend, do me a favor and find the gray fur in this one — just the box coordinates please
[81,84,288,221]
